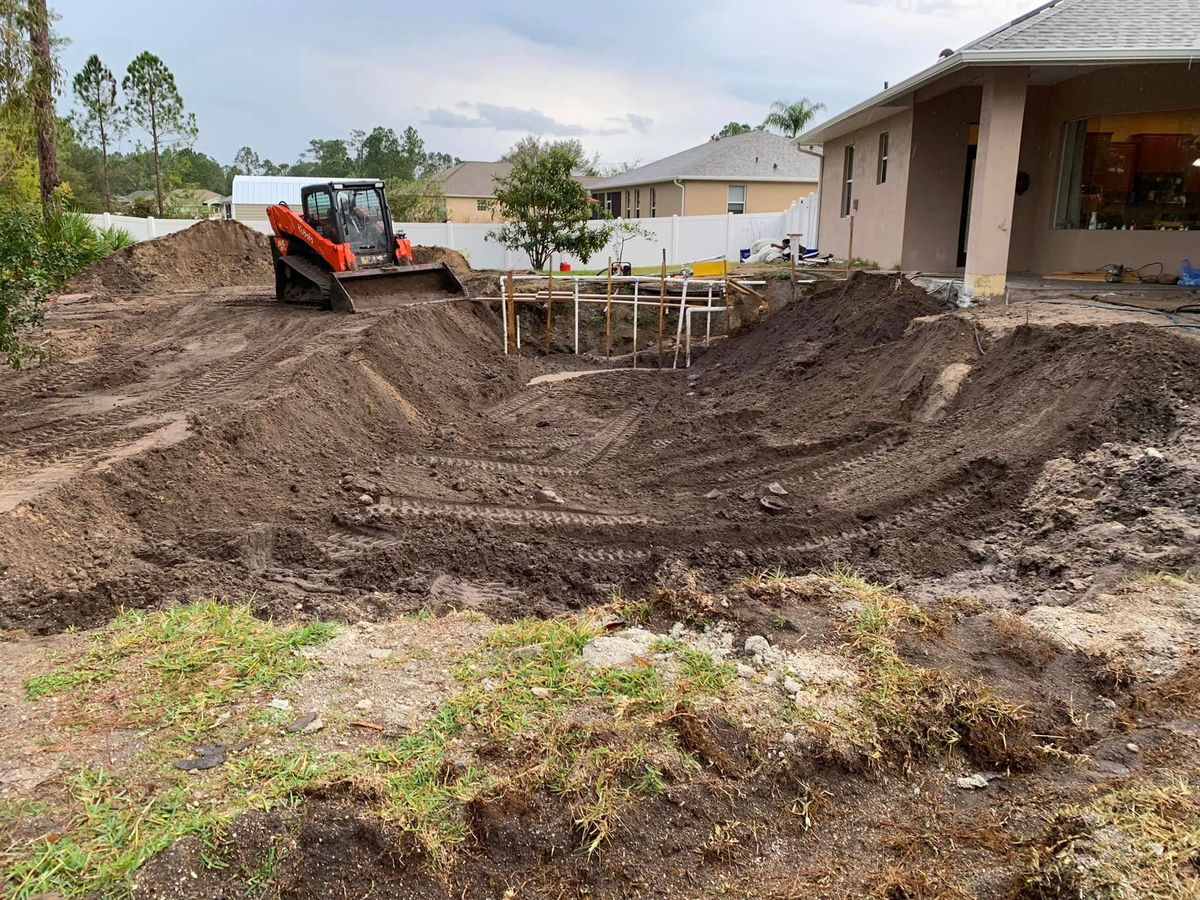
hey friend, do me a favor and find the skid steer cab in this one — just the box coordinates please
[266,180,464,312]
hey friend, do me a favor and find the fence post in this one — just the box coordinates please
[446,221,455,251]
[670,215,679,266]
[102,212,112,229]
[725,212,734,261]
[147,216,157,238]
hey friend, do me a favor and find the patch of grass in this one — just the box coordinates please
[25,602,336,736]
[330,613,739,863]
[1022,778,1200,899]
[829,572,1029,771]
[4,602,338,898]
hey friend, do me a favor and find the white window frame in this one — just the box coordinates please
[877,133,889,185]
[650,187,656,218]
[727,184,746,215]
[476,198,491,212]
[841,145,855,217]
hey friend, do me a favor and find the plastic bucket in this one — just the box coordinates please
[559,262,571,272]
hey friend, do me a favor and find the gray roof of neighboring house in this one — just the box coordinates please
[434,161,605,197]
[798,0,1200,145]
[434,161,515,197]
[967,0,1199,52]
[591,131,821,191]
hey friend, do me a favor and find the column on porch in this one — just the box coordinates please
[963,68,1029,300]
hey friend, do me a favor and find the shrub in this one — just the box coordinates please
[0,205,134,367]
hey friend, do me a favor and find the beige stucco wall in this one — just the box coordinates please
[817,63,1200,276]
[682,179,817,217]
[818,109,913,268]
[445,196,505,224]
[613,182,683,219]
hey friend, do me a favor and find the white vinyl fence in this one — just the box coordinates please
[86,193,821,271]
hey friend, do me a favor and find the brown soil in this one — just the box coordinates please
[4,238,1200,896]
[65,219,274,296]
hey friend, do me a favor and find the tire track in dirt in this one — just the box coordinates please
[770,471,994,556]
[407,454,580,478]
[554,402,657,469]
[363,497,659,528]
[0,318,340,455]
[429,574,527,609]
[487,389,552,422]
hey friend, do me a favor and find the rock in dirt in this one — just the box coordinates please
[173,744,226,771]
[955,773,997,790]
[760,496,788,514]
[580,629,657,670]
[534,489,565,505]
[766,482,789,496]
[286,712,322,734]
[0,762,56,792]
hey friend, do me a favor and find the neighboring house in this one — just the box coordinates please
[433,162,602,223]
[169,189,224,219]
[230,175,372,226]
[434,162,514,223]
[798,0,1200,298]
[205,195,233,220]
[588,131,820,219]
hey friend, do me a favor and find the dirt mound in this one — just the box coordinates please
[67,219,273,296]
[412,245,472,283]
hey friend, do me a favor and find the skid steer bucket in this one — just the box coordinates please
[328,263,467,313]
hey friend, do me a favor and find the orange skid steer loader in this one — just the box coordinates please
[266,180,465,312]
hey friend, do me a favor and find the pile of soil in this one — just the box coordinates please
[67,219,273,296]
[412,245,471,283]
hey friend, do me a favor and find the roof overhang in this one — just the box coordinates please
[593,174,819,190]
[796,48,1199,145]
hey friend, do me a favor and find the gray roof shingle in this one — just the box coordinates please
[968,0,1200,52]
[591,131,820,191]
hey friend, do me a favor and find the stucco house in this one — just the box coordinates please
[798,0,1200,299]
[433,162,602,223]
[589,130,820,219]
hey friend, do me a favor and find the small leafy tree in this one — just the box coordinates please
[763,98,826,139]
[73,55,123,212]
[607,220,654,267]
[122,52,196,216]
[487,144,608,271]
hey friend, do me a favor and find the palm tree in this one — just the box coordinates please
[763,98,827,139]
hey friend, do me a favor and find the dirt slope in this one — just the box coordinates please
[65,219,273,296]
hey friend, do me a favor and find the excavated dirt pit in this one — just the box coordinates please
[3,245,1200,897]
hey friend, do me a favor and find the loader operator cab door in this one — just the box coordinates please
[331,182,393,269]
[302,187,338,242]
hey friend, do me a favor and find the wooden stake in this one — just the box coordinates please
[788,231,798,302]
[545,265,554,355]
[506,270,516,354]
[657,249,667,368]
[604,257,613,360]
[846,215,855,277]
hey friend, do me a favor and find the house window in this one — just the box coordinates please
[877,133,889,184]
[727,185,746,214]
[634,189,641,218]
[625,190,631,215]
[1054,108,1200,230]
[476,199,491,212]
[841,145,855,217]
[650,187,656,217]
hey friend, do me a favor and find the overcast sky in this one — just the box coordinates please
[52,0,1034,168]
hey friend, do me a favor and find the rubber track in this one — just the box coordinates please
[368,498,659,528]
